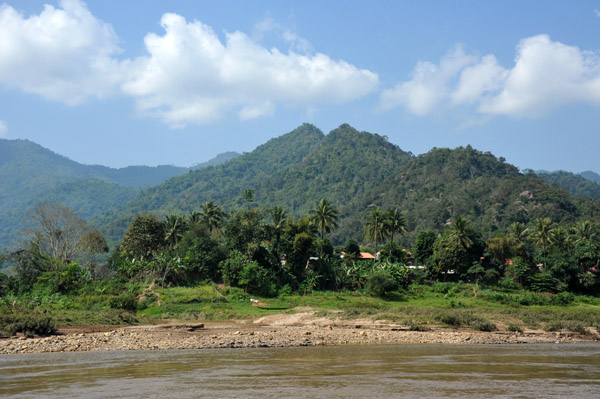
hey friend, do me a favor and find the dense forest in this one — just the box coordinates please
[97,124,600,248]
[0,138,238,250]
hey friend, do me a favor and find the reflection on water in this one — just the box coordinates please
[1,344,599,398]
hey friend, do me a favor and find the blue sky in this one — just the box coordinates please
[0,1,599,173]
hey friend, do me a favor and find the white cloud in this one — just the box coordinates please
[0,2,377,125]
[0,0,125,105]
[595,9,600,17]
[380,46,476,115]
[452,54,507,105]
[0,120,7,138]
[122,13,378,126]
[480,35,600,116]
[382,34,600,119]
[253,17,314,54]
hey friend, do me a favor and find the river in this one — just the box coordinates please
[1,344,599,398]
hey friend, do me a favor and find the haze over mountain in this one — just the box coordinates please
[534,170,600,200]
[0,138,239,250]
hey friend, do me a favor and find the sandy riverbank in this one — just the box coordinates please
[1,312,598,354]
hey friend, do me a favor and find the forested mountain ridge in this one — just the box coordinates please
[0,138,236,250]
[97,124,600,246]
[535,170,600,199]
[98,123,325,240]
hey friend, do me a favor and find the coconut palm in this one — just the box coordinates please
[364,207,387,252]
[446,216,474,251]
[384,208,407,245]
[571,220,596,244]
[200,201,226,233]
[508,221,529,244]
[309,198,339,242]
[269,206,287,253]
[188,210,202,225]
[164,214,185,248]
[531,217,555,256]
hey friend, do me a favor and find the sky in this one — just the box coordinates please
[0,1,599,173]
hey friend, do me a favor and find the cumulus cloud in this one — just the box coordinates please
[0,120,7,138]
[382,34,600,119]
[122,13,378,126]
[480,35,600,116]
[0,0,125,105]
[380,46,476,115]
[0,1,378,126]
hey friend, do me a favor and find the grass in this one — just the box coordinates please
[2,282,600,334]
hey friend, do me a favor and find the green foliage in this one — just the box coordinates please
[528,272,559,292]
[414,230,436,265]
[121,214,165,259]
[535,170,600,199]
[219,250,248,287]
[366,272,399,297]
[378,243,407,264]
[0,312,57,337]
[239,261,278,297]
[108,293,137,311]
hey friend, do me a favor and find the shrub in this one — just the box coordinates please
[507,323,523,333]
[366,272,399,297]
[552,291,575,306]
[473,321,497,332]
[0,313,57,337]
[109,294,137,311]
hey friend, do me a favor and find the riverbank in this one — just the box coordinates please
[2,311,598,354]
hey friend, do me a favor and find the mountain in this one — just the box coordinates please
[98,124,600,246]
[580,171,600,184]
[191,151,240,170]
[534,170,600,199]
[0,138,236,250]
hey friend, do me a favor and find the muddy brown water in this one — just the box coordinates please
[1,344,599,398]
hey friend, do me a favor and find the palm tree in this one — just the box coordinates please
[571,220,596,244]
[446,216,474,251]
[384,208,407,245]
[531,217,555,257]
[188,210,202,225]
[269,206,287,253]
[364,207,387,252]
[309,198,339,242]
[201,201,226,233]
[508,221,529,244]
[164,214,185,248]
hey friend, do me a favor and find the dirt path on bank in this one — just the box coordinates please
[2,310,599,354]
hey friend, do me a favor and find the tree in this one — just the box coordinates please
[384,208,407,245]
[364,207,387,252]
[200,201,226,233]
[79,230,109,278]
[309,198,339,243]
[414,230,436,265]
[446,216,475,252]
[531,217,555,257]
[268,206,287,254]
[571,220,596,244]
[26,201,87,266]
[188,211,202,225]
[120,214,165,259]
[164,214,186,249]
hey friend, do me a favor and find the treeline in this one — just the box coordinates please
[2,197,600,301]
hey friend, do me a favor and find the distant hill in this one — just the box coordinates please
[580,171,600,184]
[534,170,600,199]
[98,124,600,246]
[0,138,237,250]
